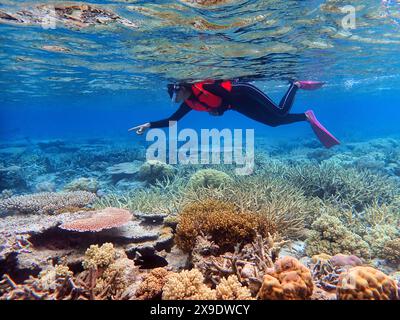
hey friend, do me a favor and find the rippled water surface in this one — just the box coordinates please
[1,0,400,101]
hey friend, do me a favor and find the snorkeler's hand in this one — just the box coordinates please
[128,122,151,135]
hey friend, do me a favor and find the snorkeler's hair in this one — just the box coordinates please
[167,83,191,98]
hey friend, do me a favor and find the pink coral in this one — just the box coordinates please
[59,207,132,232]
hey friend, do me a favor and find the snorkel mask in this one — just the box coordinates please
[167,83,182,103]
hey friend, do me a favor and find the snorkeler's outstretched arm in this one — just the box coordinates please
[129,103,192,135]
[149,103,192,128]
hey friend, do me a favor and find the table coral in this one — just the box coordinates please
[258,257,313,300]
[0,191,97,214]
[135,268,171,300]
[306,214,371,259]
[162,269,216,300]
[59,207,132,232]
[337,266,399,300]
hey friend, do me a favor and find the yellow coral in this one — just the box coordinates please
[82,243,116,270]
[383,238,400,264]
[215,275,253,300]
[136,268,171,300]
[337,266,399,300]
[175,199,277,252]
[162,269,216,300]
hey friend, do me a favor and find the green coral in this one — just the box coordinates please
[187,169,233,189]
[306,214,371,259]
[138,160,176,183]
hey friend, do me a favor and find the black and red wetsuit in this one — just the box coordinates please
[149,80,307,128]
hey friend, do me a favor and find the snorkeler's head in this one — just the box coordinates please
[167,83,191,103]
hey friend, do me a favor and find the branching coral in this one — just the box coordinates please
[135,268,171,300]
[162,269,216,300]
[337,266,399,300]
[175,199,270,252]
[382,238,400,265]
[215,275,253,300]
[0,191,97,214]
[82,243,117,270]
[363,224,399,257]
[305,214,371,259]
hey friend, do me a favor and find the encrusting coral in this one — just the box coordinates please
[59,207,132,232]
[187,169,233,190]
[0,191,97,214]
[162,269,216,300]
[337,266,399,300]
[305,214,371,259]
[257,257,314,300]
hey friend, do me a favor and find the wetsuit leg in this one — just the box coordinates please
[230,83,307,127]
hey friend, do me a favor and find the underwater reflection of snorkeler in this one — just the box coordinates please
[129,80,340,148]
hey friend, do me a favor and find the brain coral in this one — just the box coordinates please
[162,269,216,300]
[138,160,176,183]
[175,199,269,252]
[0,191,97,214]
[305,214,371,259]
[258,257,313,300]
[337,266,399,300]
[187,169,233,190]
[59,207,132,232]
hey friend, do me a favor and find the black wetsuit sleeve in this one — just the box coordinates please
[149,103,192,128]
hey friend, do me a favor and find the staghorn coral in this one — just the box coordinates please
[284,162,398,210]
[363,224,399,258]
[138,160,176,184]
[337,266,399,300]
[162,269,216,300]
[187,169,233,190]
[135,268,171,300]
[0,191,97,214]
[382,238,400,265]
[175,199,268,252]
[215,275,253,300]
[59,207,132,232]
[64,177,99,193]
[82,243,117,270]
[305,214,371,259]
[258,257,313,300]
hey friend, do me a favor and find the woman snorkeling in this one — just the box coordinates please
[130,80,340,148]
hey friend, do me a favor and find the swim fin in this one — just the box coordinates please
[305,110,340,148]
[297,81,325,90]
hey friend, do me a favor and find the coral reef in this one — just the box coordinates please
[258,257,313,300]
[382,238,400,265]
[215,275,253,300]
[337,266,399,300]
[188,169,233,189]
[59,207,132,232]
[0,191,97,215]
[64,178,99,193]
[135,268,171,300]
[305,214,371,259]
[138,160,176,184]
[162,269,216,300]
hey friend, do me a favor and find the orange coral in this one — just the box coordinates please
[258,257,313,300]
[175,199,276,252]
[59,207,132,232]
[135,268,171,300]
[337,266,399,300]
